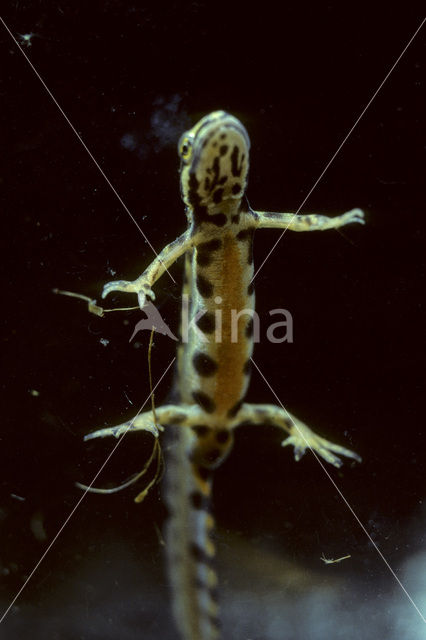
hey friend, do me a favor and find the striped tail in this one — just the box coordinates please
[164,424,220,640]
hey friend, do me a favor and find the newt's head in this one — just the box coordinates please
[179,111,250,224]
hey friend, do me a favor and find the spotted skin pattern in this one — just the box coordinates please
[87,111,364,639]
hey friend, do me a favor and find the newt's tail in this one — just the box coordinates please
[164,425,220,640]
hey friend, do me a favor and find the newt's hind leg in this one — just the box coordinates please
[79,404,201,502]
[233,403,361,468]
[83,411,161,441]
[84,403,207,441]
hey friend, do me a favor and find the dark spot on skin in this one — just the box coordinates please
[189,542,213,564]
[204,448,221,464]
[196,252,211,268]
[227,399,243,418]
[231,213,240,224]
[236,227,255,266]
[194,577,205,590]
[243,359,251,375]
[196,312,215,334]
[247,281,255,296]
[245,317,254,338]
[220,133,227,140]
[212,141,217,147]
[196,273,214,298]
[196,238,222,267]
[215,429,230,444]
[213,188,224,204]
[208,213,227,226]
[192,425,211,437]
[219,144,228,156]
[172,413,187,424]
[193,204,209,223]
[208,156,220,190]
[195,465,211,482]
[192,390,216,413]
[194,578,219,603]
[232,183,241,194]
[230,145,242,177]
[219,175,228,185]
[188,173,200,194]
[209,615,222,630]
[188,174,211,225]
[208,586,220,604]
[193,351,218,377]
[190,491,205,510]
[204,177,211,191]
[236,228,251,241]
[247,238,253,265]
[189,172,227,227]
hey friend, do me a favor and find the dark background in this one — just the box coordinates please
[1,2,425,639]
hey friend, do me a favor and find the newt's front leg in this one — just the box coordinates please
[255,208,364,232]
[102,229,194,309]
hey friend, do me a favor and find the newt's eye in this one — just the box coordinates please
[178,135,193,162]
